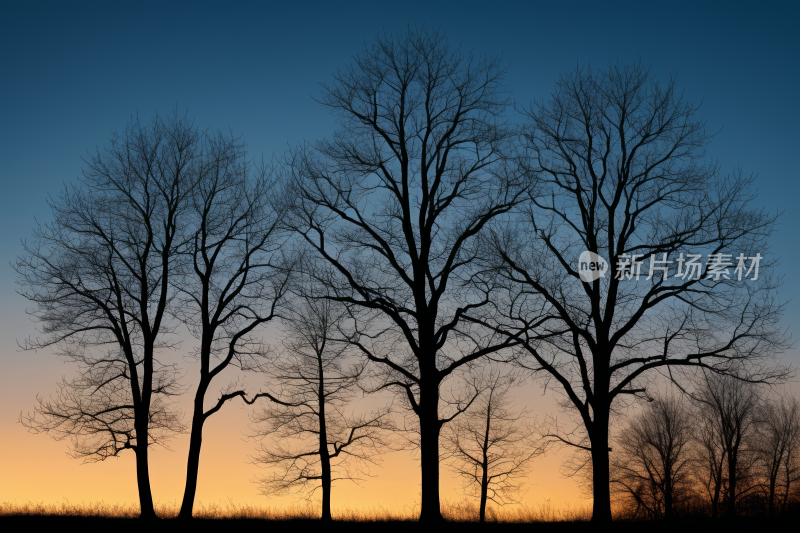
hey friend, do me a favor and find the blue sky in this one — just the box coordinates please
[2,0,798,370]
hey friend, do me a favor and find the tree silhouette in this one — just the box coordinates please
[693,390,728,518]
[174,132,291,518]
[610,395,694,519]
[753,395,800,516]
[16,111,196,518]
[442,371,546,522]
[474,62,791,523]
[284,28,529,521]
[251,294,393,521]
[695,373,763,517]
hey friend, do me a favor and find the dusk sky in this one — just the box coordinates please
[1,0,799,513]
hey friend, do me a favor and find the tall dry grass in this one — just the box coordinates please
[0,498,591,522]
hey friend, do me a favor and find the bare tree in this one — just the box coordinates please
[610,395,694,520]
[174,134,291,518]
[16,111,196,518]
[283,28,529,522]
[753,395,800,516]
[693,399,728,518]
[473,61,791,523]
[694,372,762,517]
[442,371,546,522]
[250,294,393,521]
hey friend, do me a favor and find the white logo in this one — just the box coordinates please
[578,251,608,282]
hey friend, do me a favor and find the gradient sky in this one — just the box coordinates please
[1,0,799,513]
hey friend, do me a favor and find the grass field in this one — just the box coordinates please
[0,499,590,522]
[1,499,796,532]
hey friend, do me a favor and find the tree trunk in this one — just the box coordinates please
[134,348,157,522]
[178,405,206,518]
[179,378,210,519]
[479,467,488,523]
[664,469,673,520]
[418,379,443,523]
[320,453,332,521]
[768,474,776,517]
[781,467,791,515]
[479,400,490,523]
[711,476,721,519]
[137,343,157,519]
[590,411,612,524]
[318,359,333,522]
[134,428,157,519]
[726,450,738,517]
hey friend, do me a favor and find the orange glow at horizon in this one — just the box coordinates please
[5,341,796,515]
[0,343,586,514]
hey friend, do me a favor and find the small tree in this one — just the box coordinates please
[251,295,393,521]
[611,396,694,519]
[442,371,546,522]
[753,395,800,516]
[694,372,761,517]
[693,400,728,518]
[15,112,201,518]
